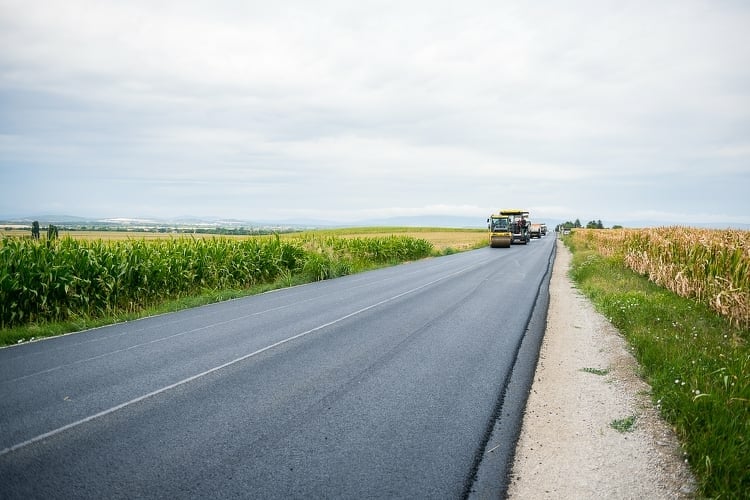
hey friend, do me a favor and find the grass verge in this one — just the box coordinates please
[1,278,310,347]
[564,236,749,498]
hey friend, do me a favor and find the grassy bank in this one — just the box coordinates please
[564,234,749,498]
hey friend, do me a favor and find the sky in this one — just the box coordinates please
[1,0,749,226]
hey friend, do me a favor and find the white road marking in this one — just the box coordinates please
[1,261,482,457]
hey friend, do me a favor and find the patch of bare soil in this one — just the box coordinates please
[507,239,696,499]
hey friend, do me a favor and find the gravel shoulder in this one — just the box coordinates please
[507,239,697,499]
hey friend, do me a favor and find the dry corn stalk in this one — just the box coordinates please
[571,227,749,329]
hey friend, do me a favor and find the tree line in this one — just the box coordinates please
[555,219,623,232]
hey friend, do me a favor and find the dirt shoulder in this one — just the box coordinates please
[507,239,696,499]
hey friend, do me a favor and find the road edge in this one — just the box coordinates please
[466,239,556,499]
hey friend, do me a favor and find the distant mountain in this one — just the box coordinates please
[352,215,486,228]
[1,213,746,231]
[0,214,93,224]
[605,220,750,230]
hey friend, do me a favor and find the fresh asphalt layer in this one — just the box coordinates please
[0,235,555,499]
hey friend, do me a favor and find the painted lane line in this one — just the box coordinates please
[3,257,482,383]
[0,261,481,457]
[4,302,302,384]
[1,252,463,367]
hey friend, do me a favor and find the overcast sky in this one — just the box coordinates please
[1,0,748,225]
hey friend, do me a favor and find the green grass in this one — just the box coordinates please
[564,237,749,498]
[610,415,637,433]
[0,277,313,346]
[581,367,610,376]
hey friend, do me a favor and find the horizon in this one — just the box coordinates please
[2,211,748,231]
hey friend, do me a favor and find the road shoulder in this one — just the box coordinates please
[507,239,696,499]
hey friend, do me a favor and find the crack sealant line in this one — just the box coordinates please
[0,260,481,457]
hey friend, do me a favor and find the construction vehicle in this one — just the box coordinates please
[541,223,547,236]
[500,209,530,244]
[487,213,512,248]
[529,223,542,238]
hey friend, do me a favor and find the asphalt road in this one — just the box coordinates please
[0,235,555,499]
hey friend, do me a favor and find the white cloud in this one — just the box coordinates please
[1,0,749,223]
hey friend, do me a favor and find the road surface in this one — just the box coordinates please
[0,235,554,499]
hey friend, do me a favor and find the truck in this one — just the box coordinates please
[529,223,542,238]
[487,213,512,248]
[499,209,530,244]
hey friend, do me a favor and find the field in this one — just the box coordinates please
[569,227,749,328]
[0,227,486,342]
[288,227,486,252]
[0,227,486,252]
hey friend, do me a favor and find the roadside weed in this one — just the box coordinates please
[581,367,610,376]
[610,415,637,433]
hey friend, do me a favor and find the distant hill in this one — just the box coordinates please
[1,214,746,231]
[349,215,486,228]
[604,220,750,230]
[0,214,93,224]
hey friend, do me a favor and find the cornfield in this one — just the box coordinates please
[570,227,749,329]
[0,234,433,328]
